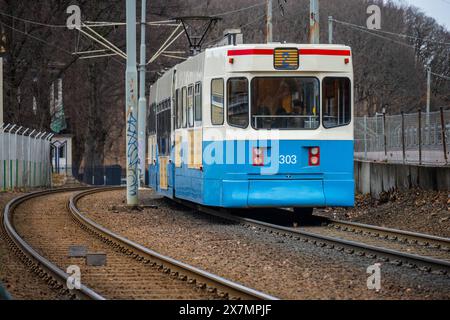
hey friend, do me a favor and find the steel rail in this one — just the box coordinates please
[1,188,106,300]
[326,218,450,250]
[69,188,278,300]
[180,202,450,275]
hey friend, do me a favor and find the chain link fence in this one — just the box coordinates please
[355,108,450,166]
[0,124,53,190]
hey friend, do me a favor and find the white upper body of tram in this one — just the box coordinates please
[147,43,354,209]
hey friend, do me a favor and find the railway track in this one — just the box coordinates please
[174,202,450,276]
[2,187,277,300]
[1,188,102,300]
[321,218,450,261]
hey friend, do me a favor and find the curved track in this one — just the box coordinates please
[176,201,450,275]
[1,188,103,300]
[69,188,277,300]
[2,187,277,300]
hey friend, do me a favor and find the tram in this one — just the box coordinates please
[147,43,354,214]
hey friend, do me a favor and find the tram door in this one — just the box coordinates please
[156,101,171,192]
[170,70,177,197]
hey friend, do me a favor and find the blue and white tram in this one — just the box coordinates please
[147,44,354,213]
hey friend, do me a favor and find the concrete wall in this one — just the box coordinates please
[355,160,450,198]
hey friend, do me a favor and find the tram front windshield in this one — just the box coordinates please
[251,77,320,130]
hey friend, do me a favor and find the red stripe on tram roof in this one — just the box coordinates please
[227,48,352,57]
[227,49,274,56]
[299,49,351,56]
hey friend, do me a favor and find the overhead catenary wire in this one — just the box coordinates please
[333,19,416,49]
[78,27,127,60]
[0,10,178,29]
[0,20,72,55]
[161,53,187,60]
[0,12,127,68]
[431,72,450,81]
[147,24,183,65]
[79,53,119,60]
[0,10,67,28]
[212,1,266,17]
[332,18,450,81]
[83,24,126,58]
[148,30,185,64]
[240,13,267,29]
[332,18,450,46]
[73,49,107,55]
[84,20,179,27]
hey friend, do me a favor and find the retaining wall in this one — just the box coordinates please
[355,160,450,198]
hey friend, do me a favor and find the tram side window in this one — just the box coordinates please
[194,82,202,122]
[182,87,187,128]
[188,85,194,127]
[227,78,249,128]
[176,89,182,129]
[323,77,351,128]
[148,102,156,134]
[211,79,224,125]
[157,109,171,156]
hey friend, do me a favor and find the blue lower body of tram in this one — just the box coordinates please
[148,139,354,208]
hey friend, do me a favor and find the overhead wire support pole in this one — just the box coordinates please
[0,57,3,126]
[328,16,333,44]
[138,0,147,186]
[266,0,273,43]
[427,66,431,112]
[125,0,139,206]
[426,66,432,145]
[309,0,320,44]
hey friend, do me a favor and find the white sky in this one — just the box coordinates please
[397,0,450,29]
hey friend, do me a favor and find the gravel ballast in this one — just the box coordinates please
[77,189,450,300]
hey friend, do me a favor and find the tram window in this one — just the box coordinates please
[182,87,187,128]
[194,82,202,122]
[251,77,320,130]
[227,78,249,128]
[157,109,171,156]
[322,77,351,128]
[148,102,156,134]
[176,89,182,129]
[58,145,65,158]
[211,79,224,125]
[188,85,194,127]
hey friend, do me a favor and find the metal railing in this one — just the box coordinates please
[0,123,53,190]
[355,108,449,166]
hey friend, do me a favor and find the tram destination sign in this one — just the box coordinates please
[274,48,299,70]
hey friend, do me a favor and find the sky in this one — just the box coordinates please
[398,0,450,29]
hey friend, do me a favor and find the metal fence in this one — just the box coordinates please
[0,124,53,190]
[355,108,450,166]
